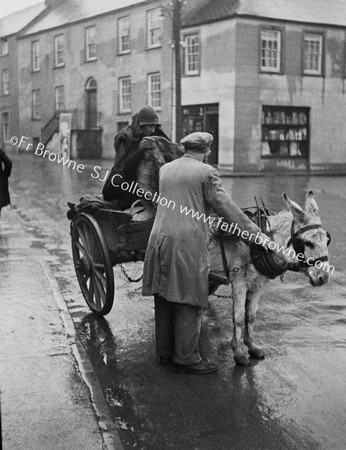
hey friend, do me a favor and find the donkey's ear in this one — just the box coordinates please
[283,193,307,222]
[305,190,320,216]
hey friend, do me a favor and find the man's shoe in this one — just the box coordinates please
[159,356,173,366]
[174,359,217,375]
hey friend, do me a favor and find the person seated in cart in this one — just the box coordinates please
[102,106,171,209]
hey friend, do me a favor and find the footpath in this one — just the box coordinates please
[0,207,123,450]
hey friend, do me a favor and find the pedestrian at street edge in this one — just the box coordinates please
[0,148,12,219]
[142,132,271,374]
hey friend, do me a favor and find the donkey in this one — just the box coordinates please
[209,191,331,366]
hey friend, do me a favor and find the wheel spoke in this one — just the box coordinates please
[76,226,89,253]
[88,276,95,303]
[93,270,106,305]
[94,266,107,289]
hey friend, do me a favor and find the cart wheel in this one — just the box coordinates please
[71,213,114,316]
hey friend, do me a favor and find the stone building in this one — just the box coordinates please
[0,3,45,150]
[1,0,346,172]
[181,0,346,171]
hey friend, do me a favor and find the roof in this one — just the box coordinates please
[182,0,346,28]
[0,3,45,38]
[21,0,152,36]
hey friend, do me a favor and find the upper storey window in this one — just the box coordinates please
[260,30,281,73]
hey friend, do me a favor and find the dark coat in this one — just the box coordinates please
[102,124,171,207]
[0,150,12,209]
[142,155,261,307]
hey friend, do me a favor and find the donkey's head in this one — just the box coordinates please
[283,191,331,286]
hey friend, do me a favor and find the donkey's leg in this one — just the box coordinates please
[244,290,265,359]
[231,282,249,366]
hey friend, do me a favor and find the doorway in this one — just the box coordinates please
[182,104,219,165]
[85,77,98,129]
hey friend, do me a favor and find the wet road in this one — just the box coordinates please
[5,151,346,449]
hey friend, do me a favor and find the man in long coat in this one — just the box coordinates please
[0,149,12,218]
[142,132,270,374]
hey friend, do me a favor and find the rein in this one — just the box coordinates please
[286,222,330,269]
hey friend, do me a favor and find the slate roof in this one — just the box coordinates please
[182,0,346,28]
[0,3,45,38]
[21,0,153,36]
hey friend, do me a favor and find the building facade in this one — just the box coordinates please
[181,0,346,171]
[0,4,45,150]
[16,0,173,159]
[1,0,346,172]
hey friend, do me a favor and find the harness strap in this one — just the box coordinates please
[218,232,230,278]
[287,223,321,248]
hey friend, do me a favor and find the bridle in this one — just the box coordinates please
[286,222,331,270]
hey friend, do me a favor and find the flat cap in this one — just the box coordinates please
[180,132,213,149]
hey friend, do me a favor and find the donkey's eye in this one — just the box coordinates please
[304,242,314,249]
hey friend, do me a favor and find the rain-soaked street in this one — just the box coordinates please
[2,150,346,449]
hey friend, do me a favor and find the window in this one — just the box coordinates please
[118,16,131,54]
[303,33,323,75]
[147,8,162,49]
[260,30,281,73]
[261,106,309,158]
[2,69,9,95]
[119,77,131,113]
[1,112,10,143]
[54,34,65,67]
[31,41,40,71]
[1,39,9,56]
[85,26,96,61]
[184,34,200,75]
[148,72,161,110]
[32,89,41,119]
[55,85,65,110]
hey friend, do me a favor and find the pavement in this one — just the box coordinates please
[0,206,123,450]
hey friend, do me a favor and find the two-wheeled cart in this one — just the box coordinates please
[69,206,154,316]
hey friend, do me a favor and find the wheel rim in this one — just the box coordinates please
[71,213,114,315]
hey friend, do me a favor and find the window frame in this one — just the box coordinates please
[2,69,9,95]
[302,31,324,76]
[1,111,10,144]
[32,89,41,120]
[118,16,131,54]
[85,25,97,62]
[119,76,131,113]
[260,28,282,74]
[148,72,161,110]
[1,39,9,56]
[54,34,65,68]
[184,32,200,76]
[261,105,310,159]
[55,85,65,111]
[31,40,40,72]
[147,8,162,49]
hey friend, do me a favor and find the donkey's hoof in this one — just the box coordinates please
[248,347,265,360]
[234,354,250,366]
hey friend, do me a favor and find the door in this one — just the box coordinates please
[85,78,97,129]
[205,113,219,165]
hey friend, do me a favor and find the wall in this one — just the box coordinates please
[234,18,346,171]
[181,20,236,167]
[17,0,173,158]
[0,34,20,149]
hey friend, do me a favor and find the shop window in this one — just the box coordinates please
[261,106,309,158]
